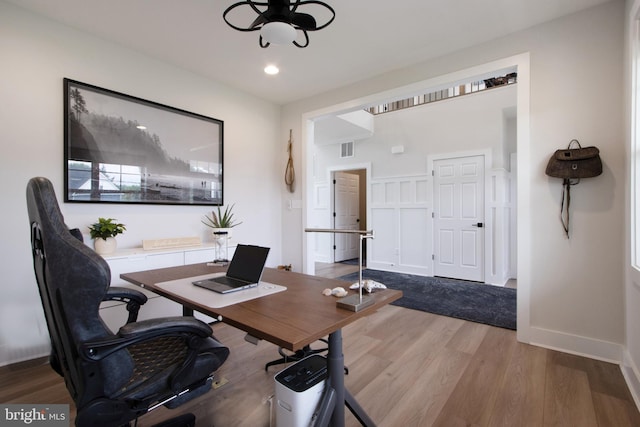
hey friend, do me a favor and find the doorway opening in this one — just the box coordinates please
[331,169,367,265]
[303,53,531,342]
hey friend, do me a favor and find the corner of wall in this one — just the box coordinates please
[623,349,640,411]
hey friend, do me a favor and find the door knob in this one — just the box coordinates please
[471,223,484,228]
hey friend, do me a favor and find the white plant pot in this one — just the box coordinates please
[94,237,117,255]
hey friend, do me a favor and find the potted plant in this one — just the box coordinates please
[89,217,126,255]
[202,204,242,233]
[202,205,241,263]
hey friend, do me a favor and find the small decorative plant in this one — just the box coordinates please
[89,217,126,240]
[202,204,242,229]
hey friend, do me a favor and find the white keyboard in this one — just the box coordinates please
[142,236,202,250]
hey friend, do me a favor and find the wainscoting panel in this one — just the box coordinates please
[313,168,515,283]
[486,169,512,285]
[369,207,397,267]
[311,182,331,263]
[369,175,432,275]
[399,208,430,269]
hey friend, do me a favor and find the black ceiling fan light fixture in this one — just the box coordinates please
[223,0,335,48]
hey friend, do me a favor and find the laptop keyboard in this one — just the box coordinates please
[215,276,249,287]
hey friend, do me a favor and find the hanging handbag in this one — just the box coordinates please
[545,139,602,179]
[545,139,603,238]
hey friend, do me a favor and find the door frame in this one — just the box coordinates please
[428,149,491,282]
[328,164,371,263]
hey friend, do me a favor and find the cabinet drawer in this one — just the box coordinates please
[184,248,216,264]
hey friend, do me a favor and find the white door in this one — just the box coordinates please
[433,155,485,281]
[333,171,360,262]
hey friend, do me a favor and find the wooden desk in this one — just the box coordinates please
[121,264,402,427]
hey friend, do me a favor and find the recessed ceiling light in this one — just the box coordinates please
[264,65,279,75]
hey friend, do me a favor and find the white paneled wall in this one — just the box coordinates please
[486,169,514,285]
[368,175,432,275]
[311,169,516,285]
[311,182,332,263]
[368,168,514,284]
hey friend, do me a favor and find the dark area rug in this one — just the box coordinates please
[338,269,516,330]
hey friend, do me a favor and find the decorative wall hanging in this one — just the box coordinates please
[64,78,224,206]
[285,129,295,193]
[545,139,602,238]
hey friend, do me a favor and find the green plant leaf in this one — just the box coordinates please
[89,217,126,240]
[201,204,242,229]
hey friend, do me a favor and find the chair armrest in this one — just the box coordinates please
[80,317,213,361]
[103,287,148,323]
[104,286,148,304]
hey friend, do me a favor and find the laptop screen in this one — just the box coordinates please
[227,244,270,283]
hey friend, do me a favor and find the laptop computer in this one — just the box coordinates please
[192,244,270,294]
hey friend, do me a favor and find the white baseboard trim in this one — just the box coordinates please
[622,350,640,411]
[529,326,623,364]
[314,253,331,263]
[366,262,431,276]
[0,348,49,368]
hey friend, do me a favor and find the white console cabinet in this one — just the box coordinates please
[100,245,220,332]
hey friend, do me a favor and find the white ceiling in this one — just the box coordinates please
[7,0,612,105]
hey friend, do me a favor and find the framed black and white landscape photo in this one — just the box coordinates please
[63,78,223,206]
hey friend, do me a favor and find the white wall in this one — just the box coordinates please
[314,84,516,177]
[0,2,282,366]
[624,0,640,407]
[282,0,625,362]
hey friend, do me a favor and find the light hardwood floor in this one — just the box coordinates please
[1,263,638,426]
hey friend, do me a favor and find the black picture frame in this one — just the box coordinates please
[63,78,223,206]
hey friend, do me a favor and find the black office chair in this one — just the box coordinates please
[26,177,230,427]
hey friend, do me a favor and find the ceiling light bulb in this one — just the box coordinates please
[264,65,280,75]
[261,21,296,45]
